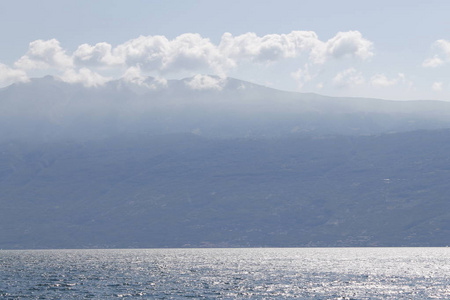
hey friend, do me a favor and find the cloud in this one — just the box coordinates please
[432,82,443,91]
[185,74,227,90]
[370,73,403,87]
[59,68,111,87]
[370,73,413,90]
[73,42,122,67]
[220,30,373,65]
[113,33,232,75]
[163,33,233,74]
[122,66,168,89]
[291,64,314,89]
[3,31,374,87]
[149,76,168,90]
[15,39,73,70]
[323,31,373,61]
[0,64,29,86]
[423,39,450,68]
[219,31,319,63]
[122,65,147,85]
[423,55,444,68]
[110,35,168,71]
[14,31,373,74]
[332,68,365,88]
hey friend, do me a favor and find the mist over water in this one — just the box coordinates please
[1,248,450,299]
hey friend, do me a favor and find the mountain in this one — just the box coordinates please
[2,76,450,249]
[1,130,450,248]
[2,75,450,141]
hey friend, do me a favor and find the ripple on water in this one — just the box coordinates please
[1,248,450,299]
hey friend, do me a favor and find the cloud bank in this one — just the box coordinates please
[0,31,374,88]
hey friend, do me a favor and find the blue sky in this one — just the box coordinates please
[1,0,450,100]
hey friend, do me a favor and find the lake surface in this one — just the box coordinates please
[1,248,450,299]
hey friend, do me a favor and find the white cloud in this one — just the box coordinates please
[5,31,374,87]
[0,64,29,86]
[73,42,122,67]
[71,30,372,74]
[59,68,111,87]
[149,76,168,90]
[220,30,373,65]
[122,66,167,89]
[111,35,168,71]
[114,33,232,75]
[324,31,373,61]
[291,64,314,89]
[166,33,232,74]
[185,74,227,90]
[122,65,148,86]
[370,73,413,89]
[423,55,444,68]
[423,39,450,68]
[370,73,401,87]
[432,81,443,91]
[15,39,73,70]
[332,68,365,88]
[219,31,319,63]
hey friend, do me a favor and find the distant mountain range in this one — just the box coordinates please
[2,75,450,141]
[1,76,450,249]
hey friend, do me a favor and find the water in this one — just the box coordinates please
[1,248,449,299]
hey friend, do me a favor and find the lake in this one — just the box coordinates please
[1,248,449,299]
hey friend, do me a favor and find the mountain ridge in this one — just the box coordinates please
[2,75,450,142]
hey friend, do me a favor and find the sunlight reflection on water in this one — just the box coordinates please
[1,247,449,299]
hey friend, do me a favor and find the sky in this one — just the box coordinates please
[1,0,450,100]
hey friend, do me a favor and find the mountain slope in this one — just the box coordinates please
[1,130,450,249]
[2,76,450,249]
[2,76,450,141]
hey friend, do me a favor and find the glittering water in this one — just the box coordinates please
[1,248,450,299]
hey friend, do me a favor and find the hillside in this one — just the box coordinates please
[2,76,450,141]
[1,130,450,249]
[3,76,450,249]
